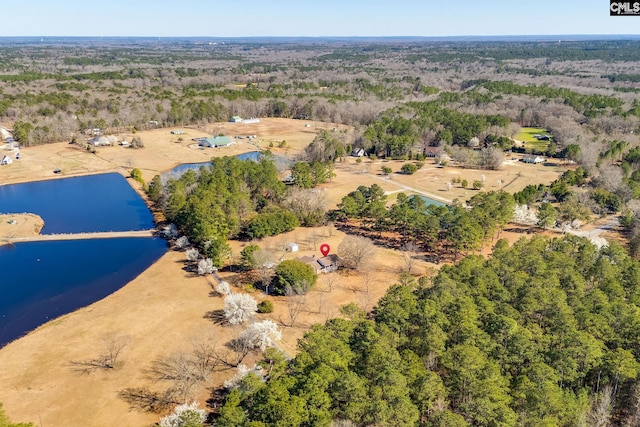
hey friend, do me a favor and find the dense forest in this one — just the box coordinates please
[216,235,640,426]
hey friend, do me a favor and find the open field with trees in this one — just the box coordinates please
[2,37,640,426]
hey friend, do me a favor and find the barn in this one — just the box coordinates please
[197,136,233,148]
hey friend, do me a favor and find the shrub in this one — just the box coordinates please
[400,163,418,175]
[257,300,274,313]
[381,166,392,175]
[130,168,144,184]
[244,208,300,239]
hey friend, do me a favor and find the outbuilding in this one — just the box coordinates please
[1,155,12,165]
[88,135,118,146]
[230,116,243,123]
[197,135,233,148]
[522,155,545,164]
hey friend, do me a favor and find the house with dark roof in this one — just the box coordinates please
[295,254,340,274]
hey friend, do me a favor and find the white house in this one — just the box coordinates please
[522,155,545,164]
[351,148,366,157]
[88,135,118,146]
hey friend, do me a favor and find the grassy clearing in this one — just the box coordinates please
[517,127,552,152]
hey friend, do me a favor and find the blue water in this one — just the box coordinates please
[417,195,446,207]
[0,173,155,234]
[0,237,167,346]
[166,151,261,176]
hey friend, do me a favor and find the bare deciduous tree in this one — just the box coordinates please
[587,385,614,427]
[145,349,216,403]
[119,387,178,413]
[337,235,375,271]
[356,273,374,312]
[401,242,420,274]
[251,249,275,293]
[284,285,308,327]
[283,187,328,227]
[70,333,130,374]
[321,272,340,292]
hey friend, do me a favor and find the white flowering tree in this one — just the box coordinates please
[175,236,190,249]
[158,401,206,427]
[185,248,199,262]
[163,223,179,239]
[513,204,538,226]
[224,294,258,325]
[223,363,264,389]
[216,281,231,296]
[197,258,215,275]
[238,320,282,351]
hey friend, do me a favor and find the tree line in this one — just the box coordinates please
[215,234,640,426]
[336,185,515,260]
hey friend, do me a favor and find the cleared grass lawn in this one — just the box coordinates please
[517,127,552,152]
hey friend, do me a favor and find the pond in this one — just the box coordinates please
[0,172,155,234]
[0,172,164,347]
[165,151,262,176]
[417,195,447,207]
[0,237,167,347]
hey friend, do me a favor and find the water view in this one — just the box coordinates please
[165,150,261,176]
[0,172,155,234]
[0,172,165,347]
[0,237,167,346]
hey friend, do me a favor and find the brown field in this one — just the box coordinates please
[0,119,566,426]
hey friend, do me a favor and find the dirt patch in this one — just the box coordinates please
[0,214,44,243]
[0,118,350,186]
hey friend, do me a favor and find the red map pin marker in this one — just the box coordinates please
[320,243,330,257]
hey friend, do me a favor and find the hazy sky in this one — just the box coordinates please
[1,0,637,37]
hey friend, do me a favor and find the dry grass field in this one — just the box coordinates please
[0,118,566,427]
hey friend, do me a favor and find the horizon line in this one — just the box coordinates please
[0,34,639,39]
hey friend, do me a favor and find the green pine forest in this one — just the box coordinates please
[216,235,640,426]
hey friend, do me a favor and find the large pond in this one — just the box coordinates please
[0,237,167,346]
[0,172,155,234]
[0,172,165,347]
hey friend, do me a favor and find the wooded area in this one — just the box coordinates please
[3,38,640,426]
